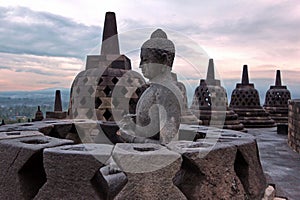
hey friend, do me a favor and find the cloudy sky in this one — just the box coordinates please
[0,0,299,102]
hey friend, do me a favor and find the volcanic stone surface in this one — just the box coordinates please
[288,99,300,153]
[0,135,73,199]
[34,144,113,200]
[169,127,267,200]
[113,143,187,200]
[0,119,268,199]
[0,130,43,140]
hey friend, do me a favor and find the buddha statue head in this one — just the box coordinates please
[139,29,175,81]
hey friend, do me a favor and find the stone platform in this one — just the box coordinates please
[248,127,300,200]
[0,120,273,199]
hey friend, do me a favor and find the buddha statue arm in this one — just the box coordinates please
[116,105,160,144]
[156,85,181,144]
[117,129,160,144]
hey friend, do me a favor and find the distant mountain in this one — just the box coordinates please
[0,88,70,120]
[1,82,299,121]
[0,88,70,99]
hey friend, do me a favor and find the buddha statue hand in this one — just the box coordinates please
[116,114,137,142]
[118,114,136,131]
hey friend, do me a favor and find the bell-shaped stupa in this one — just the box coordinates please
[229,65,275,128]
[171,73,202,125]
[190,59,244,131]
[263,70,291,124]
[68,12,146,122]
[33,106,44,121]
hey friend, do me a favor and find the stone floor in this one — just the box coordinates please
[247,128,300,200]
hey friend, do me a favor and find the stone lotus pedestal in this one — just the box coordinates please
[0,130,43,140]
[0,120,271,199]
[112,143,186,200]
[229,65,275,128]
[34,144,113,200]
[0,135,73,199]
[0,121,53,135]
[168,129,266,200]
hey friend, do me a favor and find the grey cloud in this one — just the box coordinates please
[125,1,299,54]
[120,1,300,42]
[1,2,299,60]
[36,81,61,85]
[0,3,299,73]
[15,68,60,76]
[0,6,101,59]
[201,2,300,44]
[117,1,300,66]
[0,66,12,70]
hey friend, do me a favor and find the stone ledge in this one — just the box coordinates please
[0,120,268,199]
[35,144,113,200]
[0,135,73,199]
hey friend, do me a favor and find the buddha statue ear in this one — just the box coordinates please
[161,52,170,66]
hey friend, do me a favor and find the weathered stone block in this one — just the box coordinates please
[99,165,128,200]
[45,111,67,119]
[0,135,73,199]
[0,130,42,140]
[169,130,266,200]
[170,141,246,200]
[288,99,300,153]
[0,122,50,133]
[262,185,275,200]
[234,138,267,199]
[113,143,186,200]
[34,144,113,200]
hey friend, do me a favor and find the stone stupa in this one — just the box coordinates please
[68,12,145,122]
[0,119,5,126]
[33,106,44,121]
[264,70,291,124]
[46,90,67,119]
[229,65,275,128]
[171,73,202,125]
[190,59,244,131]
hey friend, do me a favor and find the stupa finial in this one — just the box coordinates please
[206,58,215,81]
[275,70,282,86]
[241,65,249,85]
[101,12,120,55]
